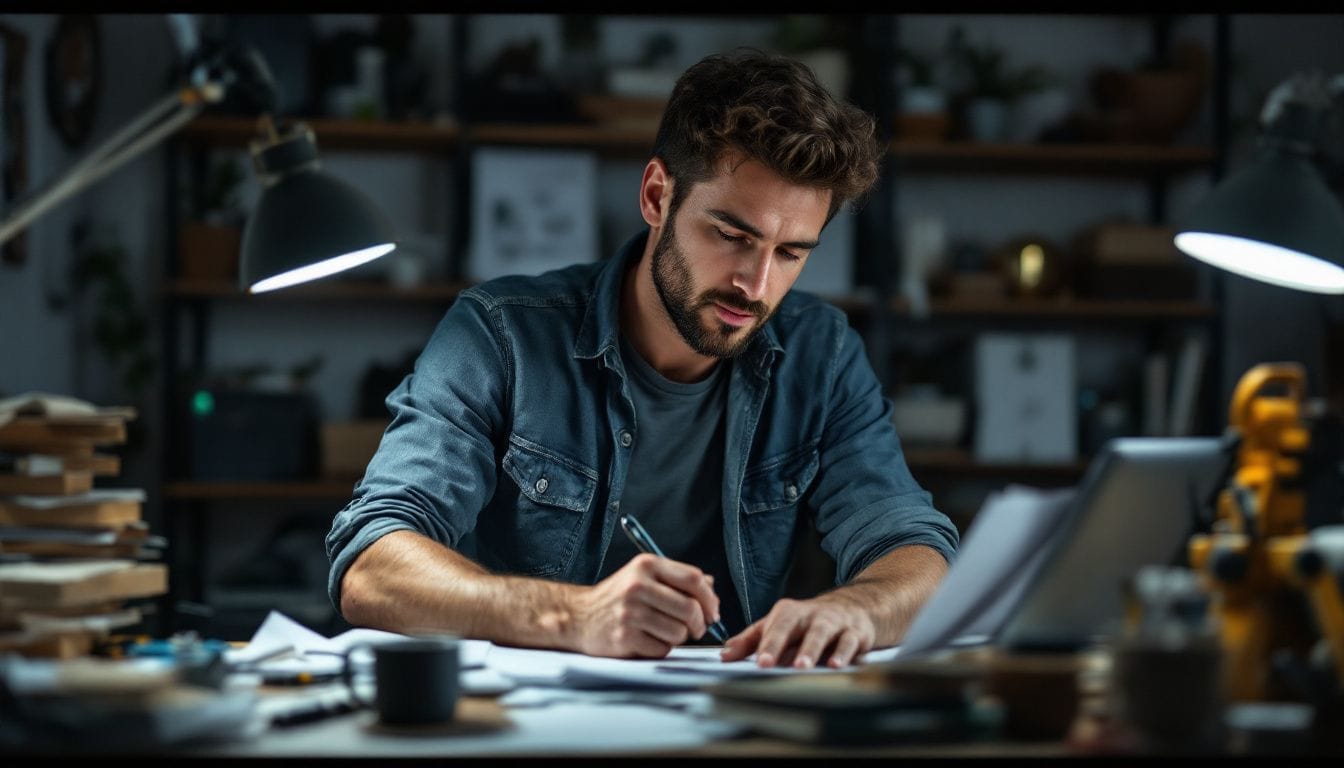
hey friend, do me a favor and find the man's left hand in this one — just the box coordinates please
[718,595,876,669]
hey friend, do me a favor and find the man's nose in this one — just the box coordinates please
[732,247,771,302]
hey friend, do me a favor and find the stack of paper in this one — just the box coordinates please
[0,393,166,657]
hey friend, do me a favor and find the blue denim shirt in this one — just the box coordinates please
[326,231,959,625]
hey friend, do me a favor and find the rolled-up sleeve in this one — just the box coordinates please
[810,324,959,585]
[325,291,509,608]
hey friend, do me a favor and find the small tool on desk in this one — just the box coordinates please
[620,513,729,645]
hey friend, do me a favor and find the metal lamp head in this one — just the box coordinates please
[240,119,396,293]
[1175,93,1344,295]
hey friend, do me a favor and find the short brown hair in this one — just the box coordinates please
[652,48,882,223]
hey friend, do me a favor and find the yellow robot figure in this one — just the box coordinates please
[1188,362,1344,702]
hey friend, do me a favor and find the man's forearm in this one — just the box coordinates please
[816,544,948,647]
[338,529,583,649]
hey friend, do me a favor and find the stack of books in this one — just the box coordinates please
[0,393,167,658]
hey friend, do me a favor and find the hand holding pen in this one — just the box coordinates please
[620,514,729,645]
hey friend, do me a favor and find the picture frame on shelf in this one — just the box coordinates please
[466,147,599,283]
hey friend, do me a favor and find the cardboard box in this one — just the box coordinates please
[1073,221,1196,299]
[320,420,388,479]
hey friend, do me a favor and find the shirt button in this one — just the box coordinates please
[619,430,633,448]
[610,501,620,512]
[785,483,798,501]
[535,477,549,494]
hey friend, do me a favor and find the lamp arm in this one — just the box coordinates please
[0,81,223,249]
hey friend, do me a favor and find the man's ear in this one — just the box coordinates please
[639,158,673,229]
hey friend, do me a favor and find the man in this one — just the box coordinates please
[327,49,958,669]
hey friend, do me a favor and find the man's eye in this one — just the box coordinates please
[778,250,804,263]
[717,230,745,244]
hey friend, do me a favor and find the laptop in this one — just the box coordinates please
[893,436,1232,660]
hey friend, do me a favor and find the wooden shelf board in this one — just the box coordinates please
[891,296,1217,321]
[468,122,657,154]
[165,279,472,302]
[890,141,1215,175]
[904,448,1090,476]
[180,116,461,152]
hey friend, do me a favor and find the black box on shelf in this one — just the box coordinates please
[188,389,319,481]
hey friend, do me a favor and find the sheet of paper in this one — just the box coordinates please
[0,558,135,582]
[225,610,492,673]
[484,642,904,690]
[895,484,1076,659]
[9,488,146,509]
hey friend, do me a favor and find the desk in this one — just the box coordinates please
[183,688,1072,759]
[4,645,1334,759]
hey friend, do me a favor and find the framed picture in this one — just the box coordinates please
[467,147,599,283]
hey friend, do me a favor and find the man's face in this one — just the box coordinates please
[650,155,831,359]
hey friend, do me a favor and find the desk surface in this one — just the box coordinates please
[5,640,1333,759]
[185,691,1074,759]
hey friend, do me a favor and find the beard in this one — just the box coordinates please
[650,221,772,359]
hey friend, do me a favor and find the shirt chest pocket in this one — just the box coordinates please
[739,445,820,581]
[500,437,598,577]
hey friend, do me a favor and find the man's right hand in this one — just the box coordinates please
[570,553,720,658]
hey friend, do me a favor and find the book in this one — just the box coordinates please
[0,452,120,476]
[0,560,167,608]
[0,391,136,425]
[1142,351,1169,437]
[0,600,128,629]
[0,469,95,496]
[707,672,986,745]
[0,489,145,528]
[0,417,127,449]
[1167,332,1207,437]
[0,628,99,658]
[0,525,163,560]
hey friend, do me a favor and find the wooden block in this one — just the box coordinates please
[0,561,167,608]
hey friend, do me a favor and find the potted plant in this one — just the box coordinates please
[771,15,851,99]
[895,46,951,142]
[946,26,1051,142]
[178,155,246,282]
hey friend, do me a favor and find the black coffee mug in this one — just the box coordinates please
[342,636,460,726]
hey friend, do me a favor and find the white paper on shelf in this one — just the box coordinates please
[8,488,147,508]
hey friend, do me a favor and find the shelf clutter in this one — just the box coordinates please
[0,393,166,658]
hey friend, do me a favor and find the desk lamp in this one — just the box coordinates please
[0,17,396,293]
[1174,71,1344,294]
[1174,72,1344,705]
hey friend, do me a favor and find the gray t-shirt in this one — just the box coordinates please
[595,334,745,638]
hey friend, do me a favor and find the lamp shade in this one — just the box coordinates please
[240,124,396,293]
[1174,144,1344,295]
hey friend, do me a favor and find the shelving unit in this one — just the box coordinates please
[156,13,1232,633]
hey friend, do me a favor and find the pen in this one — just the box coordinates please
[619,514,729,645]
[269,696,359,727]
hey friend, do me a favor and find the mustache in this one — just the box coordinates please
[699,290,768,319]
